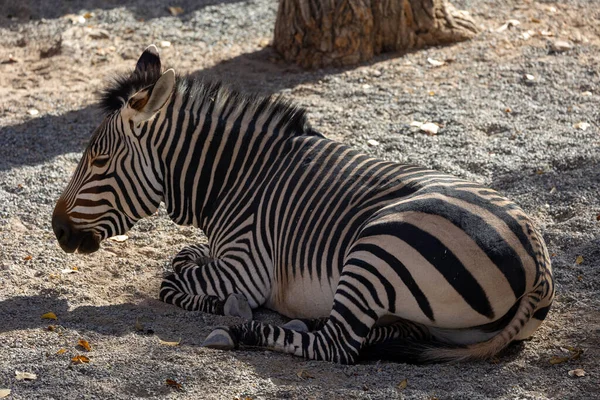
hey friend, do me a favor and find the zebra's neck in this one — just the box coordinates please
[153,79,318,233]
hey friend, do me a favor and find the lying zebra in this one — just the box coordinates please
[52,46,554,364]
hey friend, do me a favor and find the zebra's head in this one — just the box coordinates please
[52,45,175,253]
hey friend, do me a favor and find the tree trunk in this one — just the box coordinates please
[273,0,479,68]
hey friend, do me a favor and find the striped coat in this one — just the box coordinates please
[53,46,554,364]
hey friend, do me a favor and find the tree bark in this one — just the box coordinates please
[273,0,479,68]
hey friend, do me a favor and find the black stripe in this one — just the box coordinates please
[363,223,495,319]
[349,245,433,320]
[378,197,526,299]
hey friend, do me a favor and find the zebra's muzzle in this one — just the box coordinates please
[52,212,100,254]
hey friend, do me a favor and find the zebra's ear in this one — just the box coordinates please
[127,69,176,125]
[134,44,161,77]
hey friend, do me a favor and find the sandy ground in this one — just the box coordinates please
[0,0,599,399]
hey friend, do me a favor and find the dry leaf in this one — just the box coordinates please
[549,356,570,365]
[568,368,586,377]
[15,371,37,381]
[0,389,10,398]
[159,338,181,346]
[397,378,408,390]
[296,369,314,380]
[71,355,90,364]
[83,12,93,19]
[167,6,184,16]
[427,58,445,67]
[575,256,584,265]
[78,339,92,352]
[41,312,58,320]
[550,347,583,364]
[23,255,32,261]
[567,347,584,360]
[166,379,183,390]
[109,235,129,242]
[56,348,67,355]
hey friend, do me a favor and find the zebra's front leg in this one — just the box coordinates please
[160,258,253,321]
[203,266,382,364]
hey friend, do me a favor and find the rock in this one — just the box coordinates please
[427,57,445,67]
[367,139,380,146]
[550,40,573,53]
[420,122,440,135]
[87,28,110,40]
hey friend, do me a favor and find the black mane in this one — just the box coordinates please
[99,70,317,137]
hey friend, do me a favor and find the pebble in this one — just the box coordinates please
[420,123,440,135]
[574,122,590,131]
[27,109,39,116]
[367,139,380,147]
[550,40,573,52]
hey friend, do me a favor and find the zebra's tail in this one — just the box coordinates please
[360,287,546,364]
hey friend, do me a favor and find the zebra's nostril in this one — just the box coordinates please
[51,213,72,245]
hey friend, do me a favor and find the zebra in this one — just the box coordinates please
[52,45,554,364]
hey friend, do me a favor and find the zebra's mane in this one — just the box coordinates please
[99,71,315,137]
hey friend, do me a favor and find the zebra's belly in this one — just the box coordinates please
[265,270,337,319]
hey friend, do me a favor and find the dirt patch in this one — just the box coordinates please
[0,0,599,399]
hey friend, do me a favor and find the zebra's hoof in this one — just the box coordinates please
[203,328,236,350]
[282,319,309,332]
[224,293,253,321]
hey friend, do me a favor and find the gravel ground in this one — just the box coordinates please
[0,0,599,399]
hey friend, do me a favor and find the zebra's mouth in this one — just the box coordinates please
[57,231,100,254]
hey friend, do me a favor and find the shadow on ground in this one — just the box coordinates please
[1,47,391,170]
[0,0,244,27]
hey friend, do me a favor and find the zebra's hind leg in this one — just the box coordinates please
[282,317,328,332]
[172,243,213,273]
[160,261,253,321]
[363,320,430,347]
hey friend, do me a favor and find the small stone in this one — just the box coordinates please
[87,28,110,40]
[160,41,171,48]
[367,139,380,147]
[568,368,586,377]
[551,40,573,52]
[420,122,440,135]
[581,91,592,96]
[28,108,39,116]
[427,57,445,67]
[371,69,382,77]
[496,19,520,32]
[574,122,590,131]
[362,84,371,90]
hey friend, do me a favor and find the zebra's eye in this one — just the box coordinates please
[91,156,110,168]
